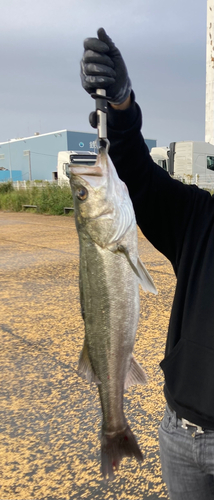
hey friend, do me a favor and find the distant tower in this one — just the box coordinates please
[205,0,214,143]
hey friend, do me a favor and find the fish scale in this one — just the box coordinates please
[69,147,157,480]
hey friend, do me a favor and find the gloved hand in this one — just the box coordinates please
[80,28,131,105]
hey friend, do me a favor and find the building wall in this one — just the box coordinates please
[145,139,157,151]
[205,0,214,144]
[0,170,22,182]
[67,132,156,153]
[67,131,98,152]
[0,130,97,181]
[0,131,156,181]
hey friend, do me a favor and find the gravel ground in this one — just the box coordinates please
[0,211,175,500]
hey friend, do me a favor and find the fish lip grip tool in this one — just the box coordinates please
[90,89,110,153]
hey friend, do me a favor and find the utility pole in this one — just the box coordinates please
[8,140,12,180]
[23,150,32,181]
[28,151,32,181]
[205,0,214,144]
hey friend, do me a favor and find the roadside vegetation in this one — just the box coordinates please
[0,181,213,216]
[0,182,73,215]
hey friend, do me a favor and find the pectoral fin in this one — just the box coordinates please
[124,356,147,390]
[78,341,101,384]
[137,257,158,294]
[117,245,157,294]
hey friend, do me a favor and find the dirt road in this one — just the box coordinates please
[0,212,174,499]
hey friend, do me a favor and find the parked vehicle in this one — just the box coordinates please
[56,150,97,185]
[150,141,214,188]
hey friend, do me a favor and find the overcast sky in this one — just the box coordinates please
[1,0,207,146]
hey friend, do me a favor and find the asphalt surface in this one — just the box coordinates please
[0,211,175,500]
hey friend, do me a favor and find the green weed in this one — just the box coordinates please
[0,181,14,193]
[0,183,73,215]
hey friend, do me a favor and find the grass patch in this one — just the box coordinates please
[0,182,73,215]
[0,181,14,193]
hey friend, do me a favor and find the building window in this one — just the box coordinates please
[162,160,167,171]
[158,159,167,171]
[207,156,214,171]
[0,154,5,160]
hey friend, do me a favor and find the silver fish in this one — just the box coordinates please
[69,148,157,480]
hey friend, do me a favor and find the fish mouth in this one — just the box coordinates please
[70,162,106,189]
[70,165,103,177]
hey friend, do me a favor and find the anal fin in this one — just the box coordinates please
[78,340,101,384]
[124,356,147,390]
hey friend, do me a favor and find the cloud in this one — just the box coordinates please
[0,0,207,144]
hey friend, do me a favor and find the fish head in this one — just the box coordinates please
[69,147,134,247]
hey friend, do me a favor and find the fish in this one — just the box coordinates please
[69,147,157,480]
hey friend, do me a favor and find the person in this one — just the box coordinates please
[80,28,214,499]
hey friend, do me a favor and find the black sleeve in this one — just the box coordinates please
[107,92,199,270]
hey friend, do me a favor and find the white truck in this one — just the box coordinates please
[55,150,97,185]
[150,141,214,188]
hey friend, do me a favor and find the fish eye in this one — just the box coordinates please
[76,187,88,201]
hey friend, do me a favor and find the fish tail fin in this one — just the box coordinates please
[101,425,143,480]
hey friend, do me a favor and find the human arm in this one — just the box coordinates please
[108,92,200,268]
[110,95,131,110]
[80,29,201,269]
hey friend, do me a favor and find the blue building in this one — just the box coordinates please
[0,130,156,181]
[144,139,157,152]
[0,169,22,182]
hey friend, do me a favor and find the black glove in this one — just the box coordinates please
[80,27,131,105]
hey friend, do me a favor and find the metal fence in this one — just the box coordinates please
[173,174,214,191]
[12,180,57,189]
[6,176,214,192]
[12,180,69,189]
